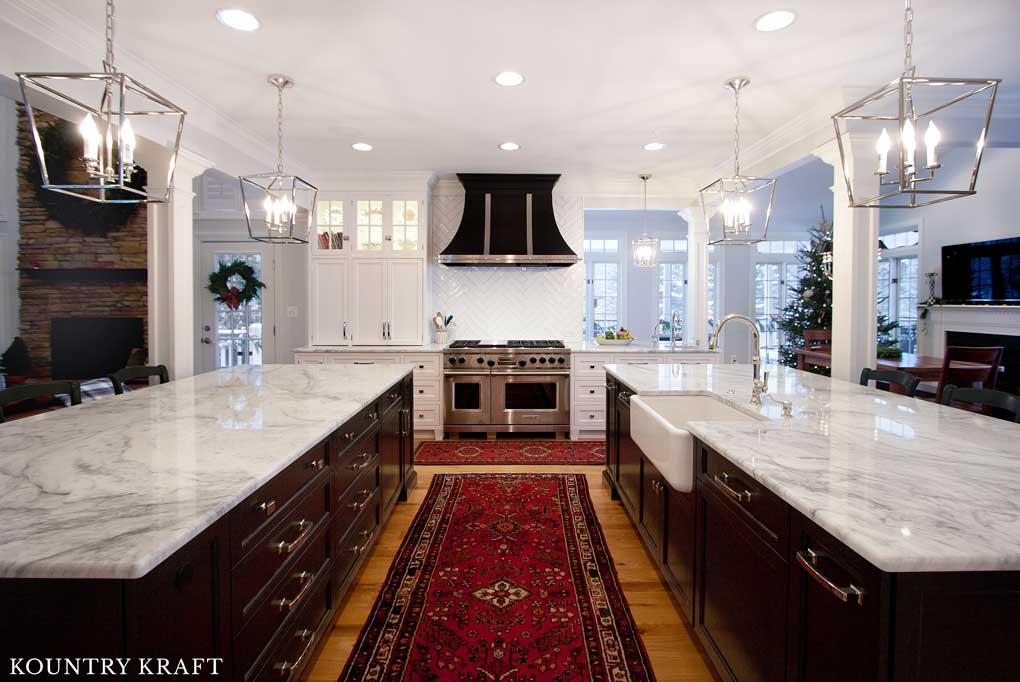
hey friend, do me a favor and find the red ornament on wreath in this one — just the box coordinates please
[207,260,266,311]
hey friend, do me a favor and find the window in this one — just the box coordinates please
[660,239,688,253]
[876,228,920,353]
[707,261,718,340]
[355,200,383,251]
[881,230,919,250]
[584,239,619,254]
[391,200,420,251]
[315,200,344,252]
[753,242,804,363]
[213,252,263,368]
[658,262,686,339]
[756,240,808,255]
[585,261,620,337]
[897,258,919,353]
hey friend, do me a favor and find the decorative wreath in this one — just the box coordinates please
[24,117,148,234]
[206,260,266,310]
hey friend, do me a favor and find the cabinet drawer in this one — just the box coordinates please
[335,432,379,501]
[412,406,439,427]
[576,380,606,402]
[294,354,326,365]
[331,403,380,460]
[380,382,404,414]
[612,355,659,365]
[230,441,328,564]
[255,574,331,682]
[574,355,609,377]
[334,493,381,591]
[575,407,606,428]
[232,478,331,627]
[327,354,401,365]
[234,527,329,679]
[702,445,789,557]
[334,464,379,536]
[412,379,440,403]
[402,354,441,377]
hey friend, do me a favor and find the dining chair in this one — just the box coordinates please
[859,368,921,397]
[108,365,170,395]
[0,381,82,424]
[939,385,1020,423]
[933,346,1003,399]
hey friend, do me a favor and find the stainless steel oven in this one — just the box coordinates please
[491,371,570,426]
[444,372,491,425]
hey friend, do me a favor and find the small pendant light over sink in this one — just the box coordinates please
[700,78,775,245]
[240,75,318,244]
[16,0,186,203]
[831,0,999,208]
[632,174,659,267]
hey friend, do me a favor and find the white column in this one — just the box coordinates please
[683,207,709,348]
[817,139,877,382]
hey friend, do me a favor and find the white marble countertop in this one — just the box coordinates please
[570,341,716,354]
[606,362,1020,573]
[0,364,413,580]
[294,344,446,353]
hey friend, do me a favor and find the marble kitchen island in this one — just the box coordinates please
[604,362,1020,682]
[0,364,416,682]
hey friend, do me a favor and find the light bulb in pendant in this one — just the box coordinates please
[79,113,101,161]
[924,121,941,168]
[120,119,135,166]
[875,128,891,174]
[902,119,917,172]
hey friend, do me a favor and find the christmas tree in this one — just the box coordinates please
[777,209,898,372]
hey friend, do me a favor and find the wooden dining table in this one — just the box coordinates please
[791,346,992,383]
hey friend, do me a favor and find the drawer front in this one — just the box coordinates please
[575,407,606,428]
[335,492,381,590]
[335,432,379,501]
[331,403,380,460]
[233,478,331,626]
[402,354,441,377]
[334,464,379,535]
[411,406,439,427]
[612,355,659,366]
[234,527,330,678]
[230,442,328,563]
[576,380,606,402]
[574,355,609,377]
[294,354,326,365]
[412,379,440,403]
[380,382,404,415]
[702,445,789,556]
[256,575,331,682]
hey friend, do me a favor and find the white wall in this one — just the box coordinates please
[430,184,584,343]
[0,95,19,352]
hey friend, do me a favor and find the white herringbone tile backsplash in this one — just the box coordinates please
[430,191,584,344]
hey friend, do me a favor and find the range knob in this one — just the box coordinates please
[518,360,527,367]
[458,357,466,364]
[539,357,547,364]
[487,360,496,367]
[529,357,537,364]
[557,356,565,364]
[477,357,485,364]
[449,357,457,365]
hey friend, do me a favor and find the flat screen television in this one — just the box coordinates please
[942,236,1020,305]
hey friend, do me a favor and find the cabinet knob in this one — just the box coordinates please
[258,499,277,517]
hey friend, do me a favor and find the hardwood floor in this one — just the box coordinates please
[306,463,717,682]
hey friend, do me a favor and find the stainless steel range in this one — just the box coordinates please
[443,340,571,437]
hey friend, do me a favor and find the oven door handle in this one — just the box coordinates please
[444,371,492,376]
[490,370,571,376]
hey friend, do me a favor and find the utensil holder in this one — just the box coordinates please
[435,331,449,345]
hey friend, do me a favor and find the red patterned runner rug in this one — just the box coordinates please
[339,473,655,682]
[414,439,606,465]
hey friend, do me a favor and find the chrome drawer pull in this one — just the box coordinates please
[305,457,325,471]
[389,391,401,399]
[348,489,373,511]
[342,431,355,441]
[349,453,373,471]
[713,472,752,503]
[353,361,375,365]
[796,548,865,606]
[273,628,316,679]
[367,412,378,420]
[258,499,277,517]
[271,519,312,555]
[272,570,317,612]
[350,528,376,556]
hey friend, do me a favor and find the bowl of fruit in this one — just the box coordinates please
[595,329,635,345]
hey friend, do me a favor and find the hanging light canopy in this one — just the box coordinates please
[701,78,775,245]
[632,174,659,267]
[240,75,318,244]
[16,0,186,204]
[832,0,999,209]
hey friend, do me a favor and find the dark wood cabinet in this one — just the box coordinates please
[664,484,696,621]
[641,463,666,559]
[616,390,642,519]
[698,480,788,682]
[379,401,402,512]
[604,378,619,498]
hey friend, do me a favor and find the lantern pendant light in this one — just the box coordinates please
[16,0,186,203]
[240,75,318,244]
[700,78,775,245]
[832,0,1000,209]
[632,174,659,267]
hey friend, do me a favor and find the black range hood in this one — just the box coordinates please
[438,173,579,266]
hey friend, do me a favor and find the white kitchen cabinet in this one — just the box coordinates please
[352,259,387,345]
[387,260,424,345]
[310,259,350,345]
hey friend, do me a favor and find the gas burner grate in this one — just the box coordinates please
[449,340,481,348]
[508,340,566,348]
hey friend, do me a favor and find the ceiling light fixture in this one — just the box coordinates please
[753,10,796,32]
[643,142,665,151]
[632,174,659,268]
[832,0,999,208]
[700,77,775,245]
[16,0,186,203]
[216,8,260,31]
[239,75,318,244]
[352,142,373,151]
[499,142,520,151]
[494,71,525,87]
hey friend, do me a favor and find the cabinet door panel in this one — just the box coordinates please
[310,260,349,345]
[605,379,619,488]
[616,395,641,520]
[387,259,423,345]
[352,259,386,345]
[379,403,402,511]
[665,485,696,619]
[641,461,665,558]
[699,483,787,682]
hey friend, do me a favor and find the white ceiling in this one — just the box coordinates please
[12,0,1020,193]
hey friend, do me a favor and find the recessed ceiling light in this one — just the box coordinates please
[643,142,665,151]
[352,142,373,151]
[753,9,796,32]
[499,142,520,151]
[494,71,525,87]
[216,8,260,31]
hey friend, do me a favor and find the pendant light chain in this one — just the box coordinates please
[104,0,116,72]
[903,0,914,76]
[733,85,741,177]
[276,82,285,175]
[642,176,648,233]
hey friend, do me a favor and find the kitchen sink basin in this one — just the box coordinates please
[630,394,762,493]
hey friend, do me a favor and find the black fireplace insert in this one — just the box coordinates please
[51,317,144,380]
